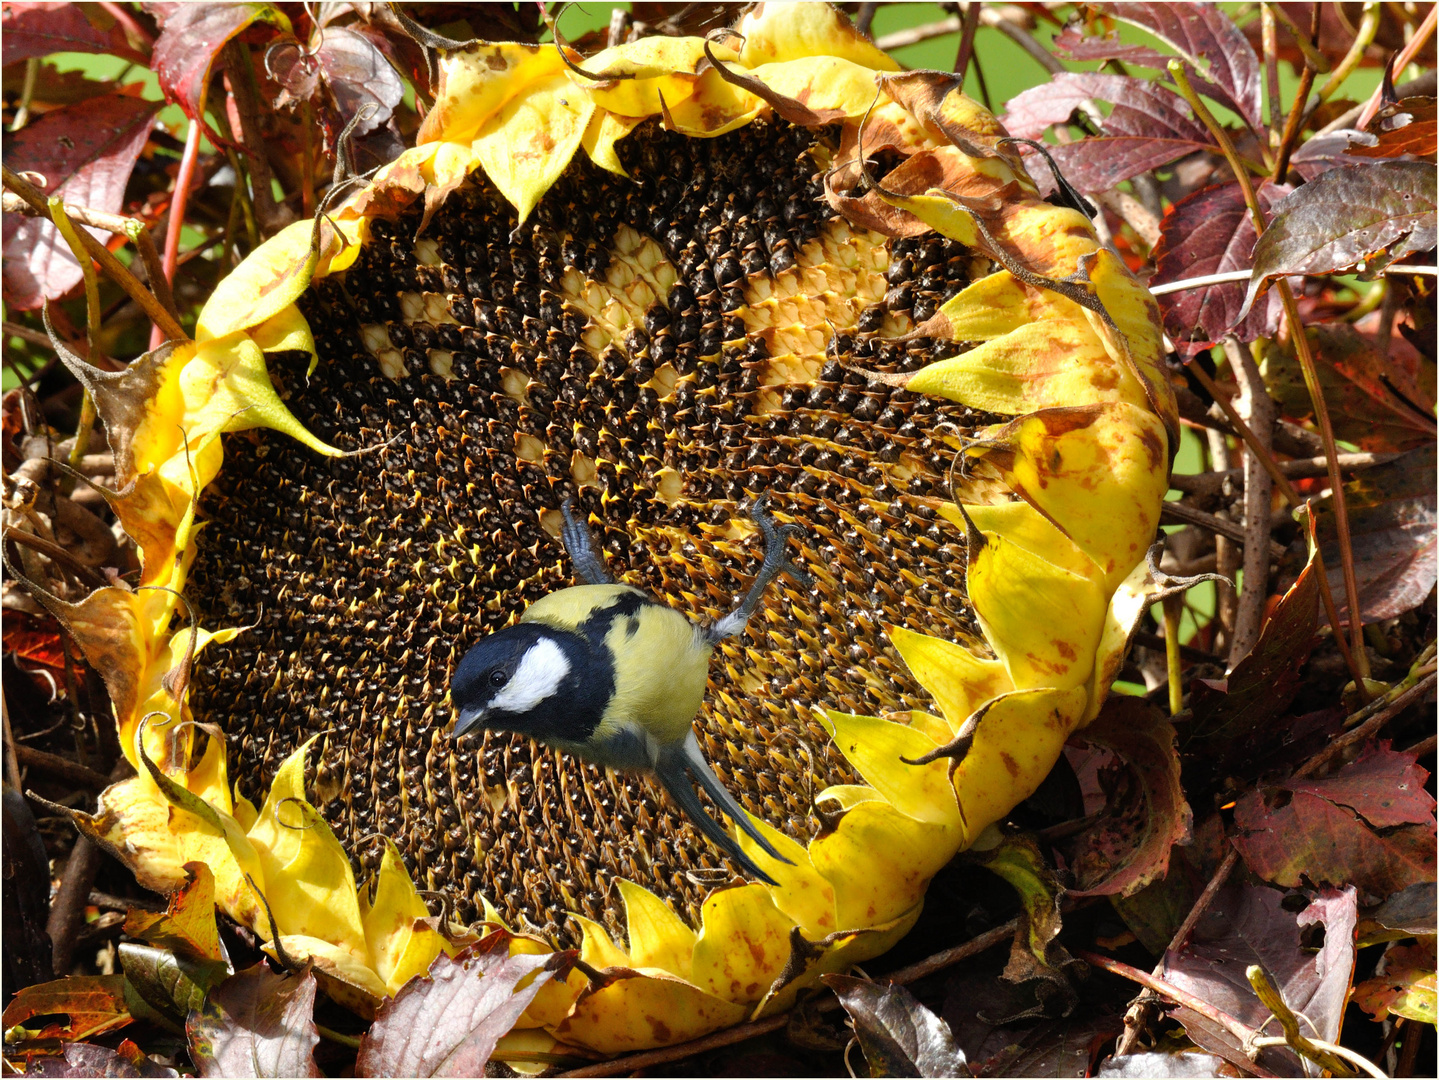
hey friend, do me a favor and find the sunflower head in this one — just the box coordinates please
[40,3,1173,1055]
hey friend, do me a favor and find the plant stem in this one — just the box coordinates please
[10,57,38,131]
[1314,1,1381,104]
[1356,5,1438,128]
[1163,596,1184,715]
[1076,949,1277,1077]
[1170,60,1369,681]
[48,200,102,467]
[1,167,188,343]
[1223,338,1275,669]
[153,118,203,350]
[1183,362,1366,691]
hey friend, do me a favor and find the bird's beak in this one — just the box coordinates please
[452,706,485,739]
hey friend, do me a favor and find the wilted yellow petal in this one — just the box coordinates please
[807,798,952,929]
[1083,558,1161,724]
[246,739,368,953]
[419,43,565,147]
[886,625,1013,728]
[820,711,960,826]
[556,970,748,1054]
[957,500,1098,584]
[950,686,1089,843]
[690,885,794,1004]
[616,879,696,980]
[965,517,1108,690]
[966,404,1169,589]
[180,333,341,458]
[581,110,645,176]
[359,840,446,993]
[752,908,920,1018]
[906,320,1149,417]
[733,815,836,938]
[572,914,632,970]
[472,76,596,225]
[737,2,899,72]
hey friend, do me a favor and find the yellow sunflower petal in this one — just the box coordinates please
[690,885,794,1004]
[616,879,696,980]
[820,710,960,826]
[886,625,1013,728]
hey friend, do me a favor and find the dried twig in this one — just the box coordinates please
[1159,502,1286,561]
[1169,451,1398,498]
[12,743,112,790]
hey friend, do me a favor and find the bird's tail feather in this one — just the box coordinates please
[652,733,794,887]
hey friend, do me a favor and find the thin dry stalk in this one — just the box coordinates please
[1223,338,1275,668]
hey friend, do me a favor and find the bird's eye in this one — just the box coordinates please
[488,669,508,687]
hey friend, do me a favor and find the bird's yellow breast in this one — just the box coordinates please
[522,585,711,747]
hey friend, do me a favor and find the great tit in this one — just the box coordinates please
[450,492,811,886]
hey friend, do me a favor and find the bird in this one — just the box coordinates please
[450,492,811,886]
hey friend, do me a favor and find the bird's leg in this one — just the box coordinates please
[708,491,812,643]
[560,497,615,585]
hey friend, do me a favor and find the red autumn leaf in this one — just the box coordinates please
[1290,742,1436,829]
[123,862,226,964]
[0,1,145,67]
[1003,73,1215,192]
[1351,941,1438,1024]
[1184,553,1319,770]
[0,61,138,109]
[1085,3,1264,132]
[1346,96,1438,162]
[148,2,289,119]
[1241,162,1438,318]
[0,94,159,310]
[1233,746,1437,899]
[1151,181,1290,355]
[1267,324,1437,454]
[1061,698,1192,898]
[354,933,570,1078]
[17,1039,179,1077]
[1,975,133,1042]
[185,965,321,1079]
[1160,883,1357,1076]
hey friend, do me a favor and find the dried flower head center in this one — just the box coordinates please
[190,119,993,943]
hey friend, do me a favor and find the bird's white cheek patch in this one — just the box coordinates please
[491,638,570,714]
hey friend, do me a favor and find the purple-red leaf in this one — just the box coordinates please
[354,935,568,1079]
[1062,698,1192,898]
[185,965,321,1079]
[1160,882,1357,1075]
[315,25,403,132]
[18,1039,179,1078]
[1,2,143,67]
[1242,162,1437,317]
[1,94,159,310]
[1184,554,1320,781]
[1291,742,1436,829]
[1267,324,1437,454]
[1314,446,1437,625]
[1151,181,1290,354]
[1003,72,1214,192]
[1290,129,1381,180]
[824,975,968,1078]
[149,2,288,119]
[1091,2,1264,131]
[1233,746,1437,899]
